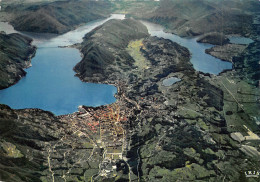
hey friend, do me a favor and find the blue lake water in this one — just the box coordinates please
[141,21,233,75]
[162,77,181,86]
[228,36,254,45]
[0,48,117,115]
[0,14,125,115]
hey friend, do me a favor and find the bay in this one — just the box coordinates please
[141,21,233,75]
[0,14,125,115]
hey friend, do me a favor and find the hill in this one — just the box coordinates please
[134,0,258,37]
[74,18,149,83]
[3,0,112,34]
[0,32,36,89]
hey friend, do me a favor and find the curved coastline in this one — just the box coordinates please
[0,15,126,115]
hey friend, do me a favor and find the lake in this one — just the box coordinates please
[228,36,254,45]
[141,21,233,75]
[162,77,181,87]
[0,14,125,115]
[0,15,235,115]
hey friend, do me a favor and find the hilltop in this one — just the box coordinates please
[74,18,149,83]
